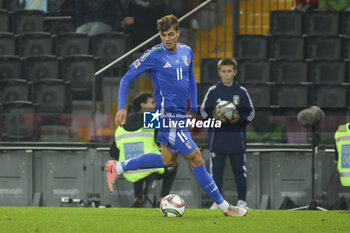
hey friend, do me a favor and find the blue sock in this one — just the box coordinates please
[192,164,224,205]
[121,153,165,171]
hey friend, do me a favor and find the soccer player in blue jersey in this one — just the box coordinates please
[105,14,247,217]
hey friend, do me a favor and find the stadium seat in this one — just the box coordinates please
[346,60,350,83]
[198,82,216,105]
[60,55,96,100]
[305,11,339,36]
[270,11,303,35]
[22,55,59,81]
[0,79,29,103]
[311,60,346,84]
[0,9,8,32]
[306,36,341,60]
[56,32,89,57]
[32,79,71,115]
[1,101,38,141]
[167,0,190,18]
[44,16,75,34]
[314,84,347,108]
[10,9,44,34]
[16,32,53,56]
[270,35,305,59]
[243,83,272,108]
[178,27,195,50]
[341,11,350,35]
[236,59,271,84]
[235,35,268,59]
[0,32,15,55]
[0,55,21,80]
[274,107,308,143]
[0,102,2,136]
[276,84,310,108]
[273,59,310,84]
[342,36,350,59]
[4,0,25,11]
[200,58,220,83]
[91,32,129,65]
[52,0,75,17]
[198,6,218,31]
[46,0,66,14]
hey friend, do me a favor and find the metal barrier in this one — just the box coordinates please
[1,143,348,209]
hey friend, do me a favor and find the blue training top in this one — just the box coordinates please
[118,43,198,116]
[200,81,255,154]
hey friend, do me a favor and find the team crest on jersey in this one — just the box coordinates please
[132,59,141,69]
[182,56,189,66]
[185,141,192,149]
[233,95,239,105]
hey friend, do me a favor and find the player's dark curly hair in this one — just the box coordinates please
[157,14,179,32]
[133,92,153,113]
[217,58,238,70]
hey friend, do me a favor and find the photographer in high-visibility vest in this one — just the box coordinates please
[110,92,177,207]
[334,123,350,186]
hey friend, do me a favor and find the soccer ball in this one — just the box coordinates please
[214,100,237,122]
[160,194,186,217]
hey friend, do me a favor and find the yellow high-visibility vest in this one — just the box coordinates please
[334,123,350,186]
[115,127,164,182]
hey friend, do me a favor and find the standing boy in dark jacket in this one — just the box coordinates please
[200,58,255,209]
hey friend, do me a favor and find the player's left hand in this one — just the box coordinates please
[115,109,127,127]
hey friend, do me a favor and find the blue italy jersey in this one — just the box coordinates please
[118,43,198,115]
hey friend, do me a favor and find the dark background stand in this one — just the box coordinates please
[289,125,327,211]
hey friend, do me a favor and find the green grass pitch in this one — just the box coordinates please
[1,207,349,233]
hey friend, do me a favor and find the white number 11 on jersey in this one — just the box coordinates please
[176,68,183,80]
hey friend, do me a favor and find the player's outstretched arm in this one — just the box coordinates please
[115,109,127,127]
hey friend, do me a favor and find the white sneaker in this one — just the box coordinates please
[209,202,219,209]
[237,200,248,209]
[224,204,248,217]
